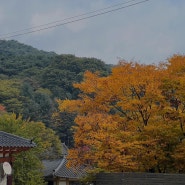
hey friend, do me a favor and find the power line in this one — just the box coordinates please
[0,0,150,39]
[0,0,141,37]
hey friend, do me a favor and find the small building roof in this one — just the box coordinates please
[43,143,86,179]
[0,131,36,148]
[43,159,61,177]
[43,157,85,179]
[61,143,68,156]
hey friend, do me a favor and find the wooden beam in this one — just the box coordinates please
[0,147,33,155]
[0,157,14,163]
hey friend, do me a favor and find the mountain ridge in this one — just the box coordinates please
[0,39,112,145]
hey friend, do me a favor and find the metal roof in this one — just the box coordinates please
[0,131,36,148]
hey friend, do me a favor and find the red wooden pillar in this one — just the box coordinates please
[7,175,13,185]
[7,160,13,185]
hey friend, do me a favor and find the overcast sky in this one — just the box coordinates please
[0,0,185,65]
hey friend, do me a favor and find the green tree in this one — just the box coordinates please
[0,79,23,113]
[0,40,111,144]
[0,113,61,185]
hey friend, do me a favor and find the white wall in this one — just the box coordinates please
[59,182,66,185]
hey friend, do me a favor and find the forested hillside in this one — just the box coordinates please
[0,40,112,145]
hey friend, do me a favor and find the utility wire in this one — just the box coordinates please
[0,0,141,37]
[0,0,149,39]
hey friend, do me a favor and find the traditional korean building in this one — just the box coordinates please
[0,131,36,185]
[43,143,86,185]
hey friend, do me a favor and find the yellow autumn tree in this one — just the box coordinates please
[161,55,185,172]
[58,56,185,173]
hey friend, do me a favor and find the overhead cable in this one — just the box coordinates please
[0,0,150,39]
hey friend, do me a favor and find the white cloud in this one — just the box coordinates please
[1,0,185,65]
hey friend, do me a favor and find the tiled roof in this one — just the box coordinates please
[43,157,86,179]
[55,157,85,178]
[43,143,86,179]
[43,159,61,177]
[95,173,185,185]
[0,131,36,148]
[61,143,68,156]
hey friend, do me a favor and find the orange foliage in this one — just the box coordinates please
[58,55,185,173]
[0,104,6,113]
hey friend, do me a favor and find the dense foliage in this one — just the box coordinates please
[0,40,111,145]
[0,112,61,185]
[58,55,185,173]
